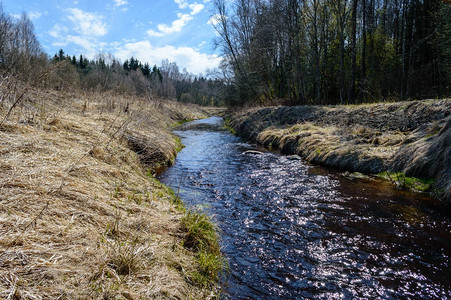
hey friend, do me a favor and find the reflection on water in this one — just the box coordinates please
[159,117,451,299]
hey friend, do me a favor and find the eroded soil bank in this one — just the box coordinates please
[0,89,221,298]
[229,99,451,202]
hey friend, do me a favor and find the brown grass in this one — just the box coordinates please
[256,122,393,174]
[229,99,451,201]
[0,87,217,298]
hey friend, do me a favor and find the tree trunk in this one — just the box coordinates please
[313,0,321,103]
[350,0,358,103]
[361,0,367,100]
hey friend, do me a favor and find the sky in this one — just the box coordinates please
[2,0,221,75]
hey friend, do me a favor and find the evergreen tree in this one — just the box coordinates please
[123,59,129,71]
[79,55,84,69]
[58,49,64,61]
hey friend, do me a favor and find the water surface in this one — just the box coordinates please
[159,117,450,299]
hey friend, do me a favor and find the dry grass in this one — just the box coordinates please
[0,87,218,298]
[230,99,451,201]
[256,122,394,174]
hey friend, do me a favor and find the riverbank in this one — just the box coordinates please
[0,89,222,298]
[228,99,451,202]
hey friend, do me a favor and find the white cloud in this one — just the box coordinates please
[49,23,68,38]
[207,14,220,26]
[175,0,189,9]
[51,35,100,57]
[66,35,95,52]
[52,41,68,47]
[67,36,107,57]
[114,40,220,74]
[148,13,193,36]
[146,30,164,38]
[48,8,108,56]
[11,11,46,20]
[113,0,129,6]
[110,0,129,11]
[66,8,107,37]
[189,3,204,15]
[29,11,43,20]
[147,1,204,37]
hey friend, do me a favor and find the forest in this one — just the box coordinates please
[1,1,450,107]
[212,0,451,105]
[0,3,226,107]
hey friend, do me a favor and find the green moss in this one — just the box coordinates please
[378,171,435,192]
[174,136,185,153]
[223,118,236,135]
[425,129,440,138]
[171,118,195,129]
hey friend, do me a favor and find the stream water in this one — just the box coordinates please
[158,117,450,299]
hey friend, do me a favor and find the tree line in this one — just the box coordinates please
[2,2,450,108]
[212,0,451,106]
[0,3,227,107]
[50,50,227,106]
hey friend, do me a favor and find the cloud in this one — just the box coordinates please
[207,14,220,26]
[48,8,108,56]
[175,0,204,12]
[175,0,189,9]
[148,13,193,37]
[66,8,107,37]
[49,23,68,38]
[189,3,204,15]
[113,0,129,6]
[110,0,129,11]
[51,35,104,57]
[29,11,44,20]
[66,35,96,52]
[147,1,204,37]
[11,11,46,20]
[114,40,220,74]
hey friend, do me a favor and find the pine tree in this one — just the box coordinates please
[58,49,65,61]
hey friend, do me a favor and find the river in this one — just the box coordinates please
[158,117,450,299]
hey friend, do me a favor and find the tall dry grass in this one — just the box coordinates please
[0,84,222,298]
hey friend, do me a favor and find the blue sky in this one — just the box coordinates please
[2,0,221,75]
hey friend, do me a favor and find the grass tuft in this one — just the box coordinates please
[378,171,435,192]
[180,210,227,286]
[171,118,195,129]
[104,236,145,276]
[223,118,236,134]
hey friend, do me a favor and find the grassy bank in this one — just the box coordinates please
[0,88,224,298]
[228,100,451,202]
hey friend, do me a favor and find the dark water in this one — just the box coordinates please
[158,117,451,299]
